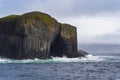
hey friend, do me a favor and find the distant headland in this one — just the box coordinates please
[0,11,87,59]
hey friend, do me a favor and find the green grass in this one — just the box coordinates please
[61,24,77,38]
[0,15,19,21]
[21,11,58,31]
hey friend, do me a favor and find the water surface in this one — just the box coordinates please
[0,54,120,80]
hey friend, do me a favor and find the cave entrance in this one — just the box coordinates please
[50,34,67,57]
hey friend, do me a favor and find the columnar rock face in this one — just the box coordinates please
[0,11,87,59]
[50,24,78,57]
[15,12,60,59]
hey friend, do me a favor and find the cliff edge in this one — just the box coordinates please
[0,11,87,59]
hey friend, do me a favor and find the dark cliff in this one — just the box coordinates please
[50,24,78,57]
[0,11,87,59]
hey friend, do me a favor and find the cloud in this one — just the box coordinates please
[57,13,120,44]
[1,0,120,17]
[0,0,3,8]
[0,0,34,17]
[97,29,120,44]
[24,0,120,17]
[1,0,120,44]
[75,0,120,15]
[22,0,78,18]
[0,3,2,7]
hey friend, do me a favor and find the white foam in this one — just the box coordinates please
[51,54,105,62]
[80,54,104,61]
[52,56,80,62]
[0,54,119,63]
[0,57,10,63]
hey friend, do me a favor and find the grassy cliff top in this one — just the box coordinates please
[61,23,76,32]
[0,12,76,30]
[0,15,19,22]
[0,11,57,23]
[60,24,77,39]
[22,11,57,21]
[0,11,77,35]
[19,11,59,31]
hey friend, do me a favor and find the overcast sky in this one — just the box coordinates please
[0,0,120,44]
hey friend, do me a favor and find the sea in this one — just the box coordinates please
[0,53,120,80]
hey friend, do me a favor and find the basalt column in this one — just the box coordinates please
[16,12,60,59]
[0,11,85,59]
[50,24,78,57]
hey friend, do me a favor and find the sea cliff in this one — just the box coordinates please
[0,11,87,59]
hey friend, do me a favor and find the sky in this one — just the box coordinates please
[0,0,120,44]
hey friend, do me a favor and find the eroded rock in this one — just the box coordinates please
[0,11,87,59]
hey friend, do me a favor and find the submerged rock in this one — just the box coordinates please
[0,11,87,59]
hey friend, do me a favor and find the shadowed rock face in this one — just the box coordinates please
[0,11,87,59]
[50,24,78,57]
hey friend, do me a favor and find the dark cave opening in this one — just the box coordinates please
[50,35,67,57]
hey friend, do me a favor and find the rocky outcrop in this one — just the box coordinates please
[0,11,87,59]
[50,24,78,57]
[78,50,88,57]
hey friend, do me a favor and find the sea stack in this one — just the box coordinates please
[0,11,87,59]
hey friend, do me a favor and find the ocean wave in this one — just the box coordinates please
[0,54,120,63]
